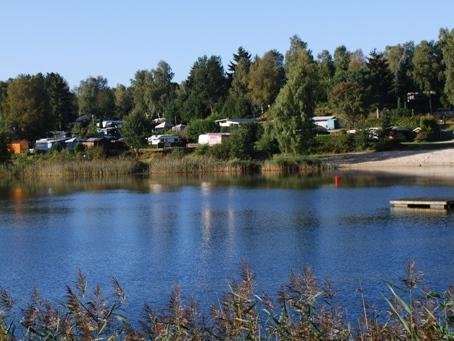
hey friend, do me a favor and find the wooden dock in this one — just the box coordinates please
[390,198,454,210]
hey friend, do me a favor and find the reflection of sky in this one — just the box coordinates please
[1,178,454,320]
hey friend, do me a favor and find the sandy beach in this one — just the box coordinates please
[323,147,454,176]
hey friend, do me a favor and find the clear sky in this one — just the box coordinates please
[1,0,453,88]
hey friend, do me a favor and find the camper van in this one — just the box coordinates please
[147,135,181,147]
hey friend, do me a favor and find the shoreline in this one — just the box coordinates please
[322,147,454,175]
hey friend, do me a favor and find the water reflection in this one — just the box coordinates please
[1,172,454,319]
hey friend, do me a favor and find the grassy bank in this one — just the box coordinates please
[6,150,145,178]
[0,261,451,340]
[262,153,332,175]
[1,148,329,179]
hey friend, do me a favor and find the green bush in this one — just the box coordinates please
[170,147,187,158]
[208,143,231,160]
[228,125,258,160]
[193,144,209,155]
[415,117,440,142]
[185,118,218,141]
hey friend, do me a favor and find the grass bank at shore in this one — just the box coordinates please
[2,150,327,179]
[0,261,451,340]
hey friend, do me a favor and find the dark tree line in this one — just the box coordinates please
[0,28,453,144]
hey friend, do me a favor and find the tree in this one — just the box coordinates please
[45,73,76,130]
[330,81,367,128]
[285,35,310,72]
[348,49,367,73]
[441,29,454,106]
[228,47,252,77]
[248,50,285,114]
[316,50,335,103]
[121,111,150,156]
[131,61,177,119]
[228,124,258,159]
[2,74,52,140]
[114,84,133,118]
[269,47,319,154]
[366,50,394,111]
[385,42,415,107]
[412,40,444,112]
[334,46,351,75]
[77,76,114,119]
[181,56,227,121]
[223,49,254,118]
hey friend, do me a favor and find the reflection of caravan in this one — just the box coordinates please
[147,135,181,147]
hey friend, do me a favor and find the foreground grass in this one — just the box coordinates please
[1,261,453,340]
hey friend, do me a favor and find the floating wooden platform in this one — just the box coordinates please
[390,198,454,210]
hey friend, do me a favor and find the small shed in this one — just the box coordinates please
[313,116,339,130]
[198,133,230,145]
[7,140,29,154]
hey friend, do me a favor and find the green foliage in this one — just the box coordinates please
[207,142,231,160]
[416,117,441,141]
[0,129,10,163]
[130,61,177,119]
[247,50,285,113]
[2,74,52,140]
[222,54,254,117]
[77,76,114,119]
[227,125,258,160]
[170,147,187,158]
[255,123,279,156]
[270,45,319,154]
[330,80,367,128]
[333,45,351,74]
[181,56,227,121]
[185,118,217,141]
[121,111,150,154]
[441,29,454,106]
[45,73,76,130]
[366,50,394,110]
[113,84,133,118]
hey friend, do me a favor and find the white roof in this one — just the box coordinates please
[155,121,174,129]
[312,116,336,121]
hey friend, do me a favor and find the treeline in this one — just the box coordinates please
[0,28,453,149]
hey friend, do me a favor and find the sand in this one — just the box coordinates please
[323,147,454,176]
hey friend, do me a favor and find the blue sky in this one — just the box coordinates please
[0,0,452,88]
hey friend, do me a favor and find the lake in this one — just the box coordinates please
[1,171,454,321]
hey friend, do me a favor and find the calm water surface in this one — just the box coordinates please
[1,172,454,319]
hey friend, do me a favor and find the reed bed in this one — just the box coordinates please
[13,158,144,178]
[262,154,331,175]
[1,261,452,340]
[148,155,260,175]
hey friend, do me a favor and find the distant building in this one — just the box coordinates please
[198,133,230,145]
[7,140,29,154]
[81,137,105,149]
[215,118,256,128]
[154,121,174,131]
[312,116,339,130]
[34,137,67,152]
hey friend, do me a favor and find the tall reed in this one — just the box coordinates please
[1,261,453,340]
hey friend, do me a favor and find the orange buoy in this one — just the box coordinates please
[334,175,341,187]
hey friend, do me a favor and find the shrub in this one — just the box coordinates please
[170,147,187,158]
[228,125,258,160]
[208,143,231,160]
[193,144,209,155]
[185,119,218,142]
[416,117,441,142]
